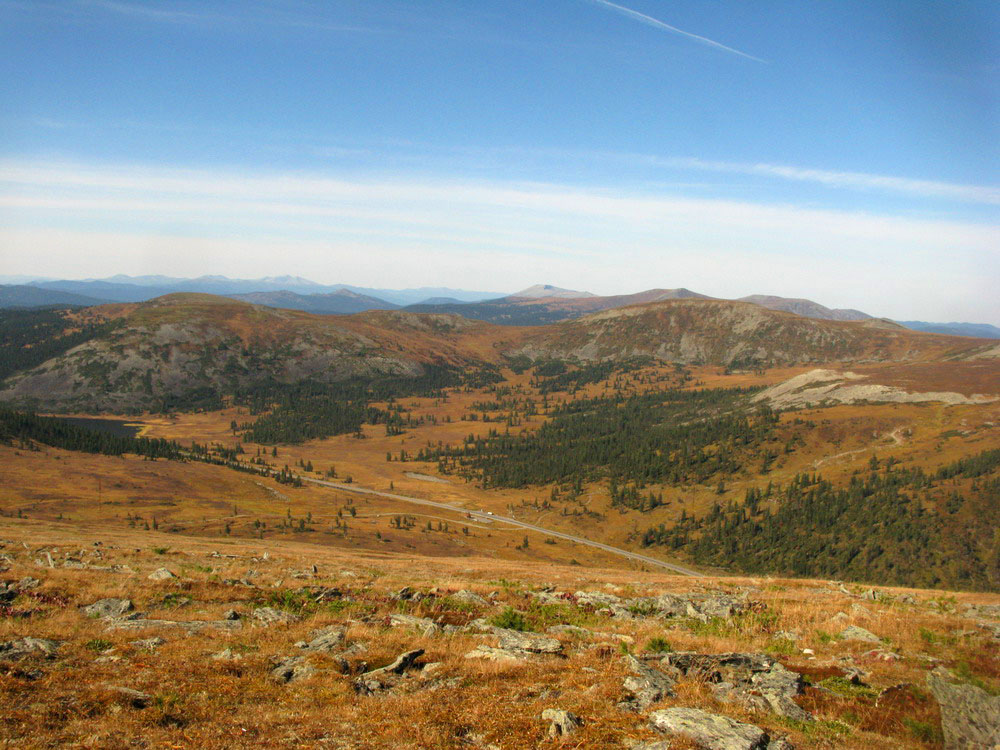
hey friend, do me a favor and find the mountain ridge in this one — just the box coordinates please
[1,293,995,413]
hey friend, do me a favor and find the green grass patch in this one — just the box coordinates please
[645,637,673,653]
[85,638,113,653]
[489,606,530,632]
[818,676,879,700]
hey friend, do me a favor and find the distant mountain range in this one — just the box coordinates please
[2,275,997,336]
[898,321,1000,339]
[19,275,503,307]
[0,285,112,308]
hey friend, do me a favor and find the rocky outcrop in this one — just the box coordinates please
[628,653,810,722]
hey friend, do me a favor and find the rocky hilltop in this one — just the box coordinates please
[512,299,992,367]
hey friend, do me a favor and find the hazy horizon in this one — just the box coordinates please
[1,1,997,323]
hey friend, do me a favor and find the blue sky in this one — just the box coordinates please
[0,0,997,321]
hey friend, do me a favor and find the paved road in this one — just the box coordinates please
[301,477,702,577]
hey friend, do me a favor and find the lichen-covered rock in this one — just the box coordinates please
[839,625,880,643]
[389,613,440,636]
[648,707,770,750]
[620,654,676,711]
[927,668,1000,750]
[494,627,562,655]
[251,607,299,625]
[0,637,60,662]
[82,598,133,619]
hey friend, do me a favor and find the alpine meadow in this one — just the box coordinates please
[1,2,998,749]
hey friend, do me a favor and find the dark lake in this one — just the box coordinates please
[49,416,144,438]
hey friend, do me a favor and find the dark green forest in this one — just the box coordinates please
[0,308,118,384]
[235,365,476,444]
[420,387,777,489]
[0,408,184,460]
[643,450,1000,591]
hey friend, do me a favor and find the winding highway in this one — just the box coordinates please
[301,476,702,577]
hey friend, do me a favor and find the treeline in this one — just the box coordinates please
[0,308,118,384]
[422,387,774,489]
[643,450,1000,591]
[0,408,184,460]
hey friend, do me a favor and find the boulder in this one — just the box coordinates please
[621,654,675,711]
[648,708,770,750]
[0,637,60,662]
[147,568,176,581]
[494,628,563,655]
[82,598,133,619]
[270,656,316,684]
[927,668,1000,750]
[656,653,810,721]
[464,645,528,662]
[296,626,346,653]
[389,613,440,636]
[451,590,489,607]
[839,625,880,643]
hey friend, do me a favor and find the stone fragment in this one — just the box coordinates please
[104,685,152,709]
[541,708,581,739]
[296,626,346,653]
[130,637,165,651]
[494,628,562,655]
[251,607,299,625]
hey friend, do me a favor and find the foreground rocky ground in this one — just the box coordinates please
[1,527,998,749]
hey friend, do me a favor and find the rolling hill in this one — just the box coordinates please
[228,289,399,314]
[737,294,872,321]
[1,293,996,413]
[512,298,994,367]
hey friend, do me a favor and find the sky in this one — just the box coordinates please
[0,0,997,322]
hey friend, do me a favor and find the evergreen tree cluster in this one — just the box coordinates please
[643,450,1000,591]
[0,408,183,460]
[0,308,118,385]
[424,387,773,489]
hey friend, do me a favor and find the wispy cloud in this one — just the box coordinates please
[662,157,1000,205]
[76,0,381,33]
[585,0,765,63]
[0,159,997,323]
[82,0,217,24]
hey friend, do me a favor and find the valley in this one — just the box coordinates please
[2,293,998,749]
